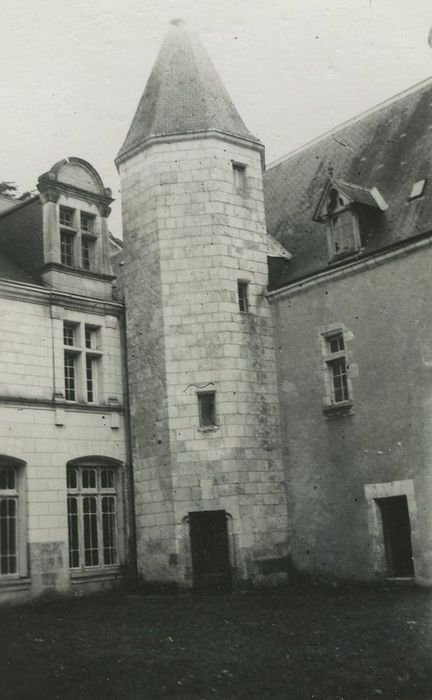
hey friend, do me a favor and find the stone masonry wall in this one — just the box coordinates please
[0,292,128,603]
[271,243,432,585]
[120,135,289,586]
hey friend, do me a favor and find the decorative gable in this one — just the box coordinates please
[313,179,388,223]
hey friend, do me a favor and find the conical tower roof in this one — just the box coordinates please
[117,21,260,162]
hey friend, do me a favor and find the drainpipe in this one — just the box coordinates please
[120,307,138,587]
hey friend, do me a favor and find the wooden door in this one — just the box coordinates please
[378,496,414,577]
[189,510,232,593]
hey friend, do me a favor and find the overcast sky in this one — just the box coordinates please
[2,0,432,234]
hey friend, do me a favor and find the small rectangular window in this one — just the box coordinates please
[198,391,217,428]
[59,207,74,228]
[233,162,246,189]
[238,281,249,313]
[61,231,74,267]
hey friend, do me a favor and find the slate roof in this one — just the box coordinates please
[264,77,432,288]
[0,248,39,285]
[117,21,260,162]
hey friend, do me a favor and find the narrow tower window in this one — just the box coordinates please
[198,392,217,428]
[232,162,247,189]
[238,280,249,313]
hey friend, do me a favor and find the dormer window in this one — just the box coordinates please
[314,180,388,262]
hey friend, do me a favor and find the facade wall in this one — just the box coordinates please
[271,242,432,584]
[120,135,289,587]
[0,287,129,604]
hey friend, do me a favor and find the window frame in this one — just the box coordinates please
[0,456,26,580]
[321,327,353,414]
[66,460,121,573]
[237,280,250,313]
[63,321,102,404]
[197,391,217,430]
[232,161,247,190]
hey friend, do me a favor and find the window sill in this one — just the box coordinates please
[197,425,219,434]
[70,567,122,584]
[323,400,353,417]
[0,576,31,593]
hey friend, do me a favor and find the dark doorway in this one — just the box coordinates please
[377,496,414,577]
[189,510,232,593]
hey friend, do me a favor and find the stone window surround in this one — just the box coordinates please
[59,205,99,272]
[66,456,124,577]
[62,321,103,404]
[320,323,353,416]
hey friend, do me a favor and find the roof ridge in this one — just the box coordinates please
[267,74,432,171]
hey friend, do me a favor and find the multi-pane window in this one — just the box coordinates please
[60,231,74,267]
[64,352,77,401]
[59,206,98,270]
[63,322,101,403]
[233,162,246,189]
[80,213,95,233]
[59,207,74,228]
[324,332,349,404]
[198,391,217,428]
[0,468,18,575]
[238,280,249,313]
[67,466,118,570]
[81,236,95,270]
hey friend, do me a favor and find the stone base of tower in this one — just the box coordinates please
[135,493,291,592]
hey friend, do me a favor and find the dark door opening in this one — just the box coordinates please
[189,510,232,593]
[377,495,414,577]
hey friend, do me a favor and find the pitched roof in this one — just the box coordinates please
[0,194,19,214]
[0,248,40,285]
[117,21,260,162]
[264,76,432,287]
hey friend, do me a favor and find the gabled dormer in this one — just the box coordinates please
[313,179,388,261]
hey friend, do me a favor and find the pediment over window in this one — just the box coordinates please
[313,179,388,223]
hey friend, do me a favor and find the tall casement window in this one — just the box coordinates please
[198,391,217,429]
[60,206,76,267]
[237,280,249,313]
[80,212,96,271]
[67,462,119,570]
[0,457,25,578]
[322,328,352,411]
[63,321,102,403]
[232,162,247,190]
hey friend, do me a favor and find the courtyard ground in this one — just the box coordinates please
[1,583,432,699]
